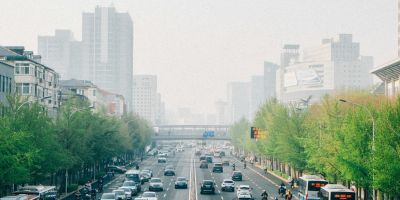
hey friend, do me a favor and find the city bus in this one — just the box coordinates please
[13,185,56,200]
[298,175,328,200]
[319,184,355,200]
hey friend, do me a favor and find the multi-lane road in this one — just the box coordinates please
[101,143,291,200]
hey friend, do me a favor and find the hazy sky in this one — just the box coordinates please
[0,0,397,114]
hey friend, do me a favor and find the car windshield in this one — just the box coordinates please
[123,182,135,186]
[142,192,156,197]
[224,180,234,183]
[151,178,161,183]
[119,188,130,192]
[214,163,222,167]
[240,186,250,190]
[203,181,213,185]
[234,172,242,175]
[177,177,186,181]
[113,190,124,195]
[101,194,115,199]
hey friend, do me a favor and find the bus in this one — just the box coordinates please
[298,175,328,200]
[13,185,56,200]
[319,184,355,200]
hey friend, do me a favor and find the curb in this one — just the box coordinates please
[254,164,289,183]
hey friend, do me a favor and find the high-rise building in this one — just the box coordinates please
[264,61,279,99]
[215,100,230,125]
[250,76,264,121]
[227,82,250,122]
[278,34,373,105]
[82,6,133,110]
[38,30,76,80]
[133,75,157,125]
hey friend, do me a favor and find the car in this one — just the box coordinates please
[107,165,127,173]
[174,177,188,189]
[122,181,139,195]
[200,180,215,194]
[139,191,158,200]
[164,165,175,176]
[222,160,230,166]
[149,178,164,191]
[113,189,127,200]
[195,150,201,156]
[199,160,208,168]
[232,171,243,181]
[220,151,226,157]
[118,187,134,199]
[212,163,223,173]
[140,171,151,182]
[221,179,235,192]
[176,147,184,152]
[206,156,213,163]
[237,190,254,200]
[213,152,221,157]
[142,169,153,177]
[157,157,166,163]
[236,185,252,196]
[199,155,206,161]
[100,193,116,200]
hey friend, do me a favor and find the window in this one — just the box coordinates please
[1,75,5,92]
[22,83,30,94]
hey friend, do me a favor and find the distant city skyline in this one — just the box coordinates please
[0,0,397,114]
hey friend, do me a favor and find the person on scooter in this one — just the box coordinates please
[261,190,269,200]
[232,163,236,171]
[278,182,286,197]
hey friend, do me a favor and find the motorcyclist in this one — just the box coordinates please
[135,164,139,170]
[244,162,247,169]
[232,163,236,171]
[90,188,96,200]
[278,182,286,197]
[261,190,269,200]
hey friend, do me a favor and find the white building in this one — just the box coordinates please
[215,100,230,125]
[38,30,76,80]
[278,34,373,105]
[133,75,158,125]
[227,82,250,122]
[81,6,133,111]
[0,46,60,115]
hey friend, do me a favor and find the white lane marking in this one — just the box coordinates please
[189,153,194,200]
[193,158,198,200]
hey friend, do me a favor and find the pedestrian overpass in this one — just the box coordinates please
[152,125,231,141]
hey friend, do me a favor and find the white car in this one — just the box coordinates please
[237,190,253,200]
[237,185,252,196]
[113,189,126,200]
[140,191,158,200]
[221,179,235,192]
[118,187,133,200]
[149,178,164,191]
[176,147,184,152]
[100,193,116,200]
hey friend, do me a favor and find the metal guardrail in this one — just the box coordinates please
[152,135,231,140]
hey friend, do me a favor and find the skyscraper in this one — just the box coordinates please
[264,61,279,99]
[227,82,250,122]
[82,6,133,110]
[132,75,158,125]
[38,30,75,79]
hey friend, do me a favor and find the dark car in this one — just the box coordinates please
[232,171,243,181]
[174,177,188,189]
[212,163,223,173]
[164,165,175,176]
[106,165,127,173]
[200,180,215,194]
[222,160,230,166]
[195,150,202,156]
[206,156,213,163]
[200,160,208,168]
[220,151,225,157]
[199,155,206,161]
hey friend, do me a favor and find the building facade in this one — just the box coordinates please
[278,34,373,105]
[0,46,60,114]
[133,75,158,125]
[250,76,264,121]
[0,61,14,107]
[81,6,133,111]
[264,61,279,100]
[227,82,250,122]
[38,30,76,80]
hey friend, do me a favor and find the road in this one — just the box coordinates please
[100,144,291,200]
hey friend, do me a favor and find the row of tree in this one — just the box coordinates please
[229,93,400,199]
[0,95,153,196]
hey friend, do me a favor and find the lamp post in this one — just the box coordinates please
[16,96,52,111]
[339,99,375,200]
[65,105,94,195]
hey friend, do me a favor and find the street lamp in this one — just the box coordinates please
[65,105,94,194]
[16,96,52,111]
[339,98,375,200]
